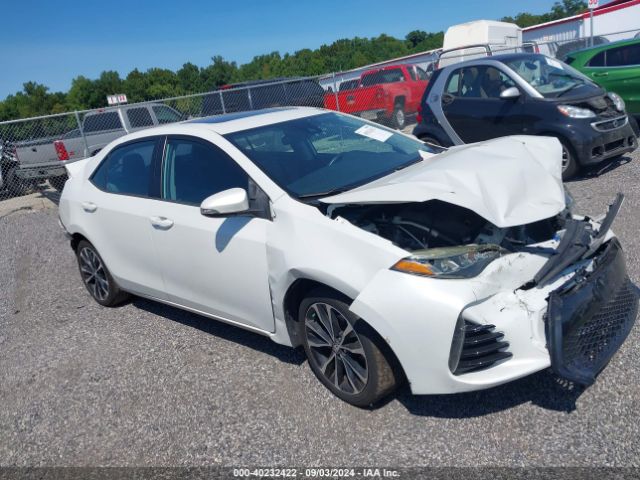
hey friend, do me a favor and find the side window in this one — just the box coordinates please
[162,138,249,206]
[606,44,640,67]
[588,51,606,67]
[152,105,183,124]
[445,69,461,95]
[479,67,516,98]
[90,140,156,197]
[126,107,154,128]
[84,111,123,133]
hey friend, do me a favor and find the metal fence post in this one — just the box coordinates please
[332,72,340,112]
[74,111,89,157]
[219,91,226,114]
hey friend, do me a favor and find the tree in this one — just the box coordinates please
[200,56,237,90]
[502,0,587,27]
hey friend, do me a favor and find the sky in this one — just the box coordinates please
[0,0,564,98]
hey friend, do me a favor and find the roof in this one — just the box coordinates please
[523,0,640,32]
[438,52,546,70]
[185,106,327,134]
[564,37,640,57]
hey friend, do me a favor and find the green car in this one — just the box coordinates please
[565,38,640,118]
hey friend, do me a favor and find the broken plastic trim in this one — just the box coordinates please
[533,193,623,287]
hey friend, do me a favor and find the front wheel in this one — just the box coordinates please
[76,240,130,307]
[560,141,579,180]
[300,288,401,407]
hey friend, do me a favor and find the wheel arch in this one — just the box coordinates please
[282,276,406,381]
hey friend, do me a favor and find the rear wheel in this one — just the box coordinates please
[391,103,406,129]
[49,174,68,192]
[4,165,28,197]
[300,288,400,407]
[76,240,129,307]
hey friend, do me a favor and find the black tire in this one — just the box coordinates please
[300,287,400,407]
[4,165,28,197]
[391,102,406,130]
[75,240,130,307]
[560,141,579,180]
[49,174,68,192]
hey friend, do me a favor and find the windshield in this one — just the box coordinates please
[503,55,596,98]
[225,112,438,199]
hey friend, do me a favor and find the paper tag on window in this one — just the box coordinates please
[355,124,393,142]
[546,57,564,70]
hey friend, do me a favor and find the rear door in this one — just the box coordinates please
[583,44,640,115]
[81,137,166,298]
[440,65,524,143]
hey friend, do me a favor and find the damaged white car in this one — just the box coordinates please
[58,107,639,407]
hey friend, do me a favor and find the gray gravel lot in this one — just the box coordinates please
[0,151,639,467]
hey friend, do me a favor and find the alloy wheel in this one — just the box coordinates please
[79,247,109,301]
[304,302,368,394]
[561,145,570,172]
[395,109,405,129]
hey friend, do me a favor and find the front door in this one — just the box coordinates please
[441,65,524,143]
[148,136,275,332]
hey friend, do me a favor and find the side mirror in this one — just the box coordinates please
[200,188,249,217]
[500,86,521,100]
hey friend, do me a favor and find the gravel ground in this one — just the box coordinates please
[0,150,639,467]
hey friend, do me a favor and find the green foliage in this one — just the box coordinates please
[502,0,587,27]
[0,0,589,121]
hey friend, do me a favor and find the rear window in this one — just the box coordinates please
[361,68,405,87]
[84,111,123,133]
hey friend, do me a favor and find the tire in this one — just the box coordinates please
[75,240,130,307]
[391,102,406,130]
[4,165,28,197]
[560,141,579,180]
[49,174,68,192]
[300,287,400,407]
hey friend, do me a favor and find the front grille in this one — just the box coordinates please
[591,115,628,132]
[547,239,639,385]
[450,320,512,375]
[562,279,638,375]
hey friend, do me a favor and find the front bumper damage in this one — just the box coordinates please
[351,194,638,394]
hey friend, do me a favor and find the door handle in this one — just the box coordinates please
[441,93,454,105]
[149,216,174,229]
[81,201,97,213]
[593,72,609,77]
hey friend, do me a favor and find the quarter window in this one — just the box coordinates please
[162,138,249,206]
[90,140,156,197]
[126,107,154,128]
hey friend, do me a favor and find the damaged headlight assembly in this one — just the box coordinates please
[391,244,506,279]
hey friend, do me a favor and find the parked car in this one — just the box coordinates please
[59,107,638,407]
[564,38,640,118]
[324,64,429,129]
[413,53,638,179]
[201,78,325,117]
[11,103,184,193]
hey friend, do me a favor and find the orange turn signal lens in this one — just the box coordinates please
[392,259,435,276]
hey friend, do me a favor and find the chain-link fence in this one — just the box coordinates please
[1,27,639,204]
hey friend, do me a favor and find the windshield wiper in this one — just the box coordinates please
[557,82,585,98]
[297,187,352,200]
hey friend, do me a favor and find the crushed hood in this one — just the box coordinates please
[321,135,565,228]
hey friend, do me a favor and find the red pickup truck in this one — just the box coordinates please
[324,64,429,129]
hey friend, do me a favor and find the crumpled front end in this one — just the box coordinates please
[348,195,638,395]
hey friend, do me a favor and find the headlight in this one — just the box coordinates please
[391,244,505,279]
[608,92,625,111]
[557,105,596,119]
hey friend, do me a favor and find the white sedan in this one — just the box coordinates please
[59,107,638,407]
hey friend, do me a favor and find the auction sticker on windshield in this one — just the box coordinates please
[355,124,393,142]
